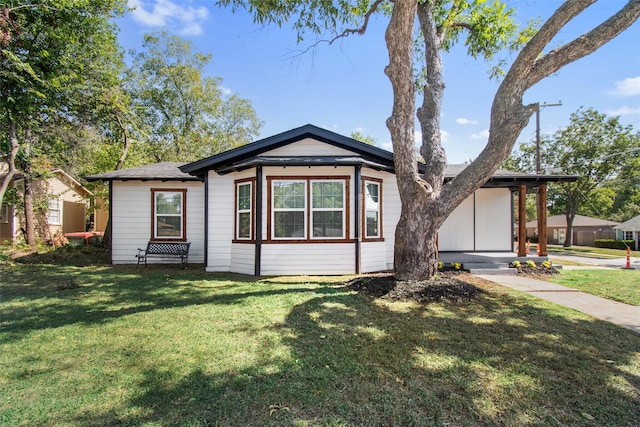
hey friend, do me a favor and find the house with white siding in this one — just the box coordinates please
[86,124,572,275]
[614,215,640,250]
[0,169,93,245]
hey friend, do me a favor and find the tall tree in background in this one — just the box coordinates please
[221,0,640,280]
[507,108,639,246]
[541,109,636,246]
[126,30,262,163]
[0,0,125,251]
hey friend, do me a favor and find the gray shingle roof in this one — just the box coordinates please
[614,215,640,231]
[84,162,201,182]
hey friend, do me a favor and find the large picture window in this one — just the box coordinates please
[152,189,186,240]
[235,179,254,241]
[268,176,349,242]
[363,178,383,241]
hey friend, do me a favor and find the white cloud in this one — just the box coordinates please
[379,140,393,152]
[128,0,209,36]
[440,129,450,143]
[456,118,478,125]
[220,86,233,97]
[608,76,640,97]
[606,106,640,116]
[414,131,423,145]
[470,129,490,140]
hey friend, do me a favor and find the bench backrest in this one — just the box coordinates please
[146,241,191,255]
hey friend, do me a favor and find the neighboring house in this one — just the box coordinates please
[86,124,573,275]
[0,169,93,244]
[524,214,620,246]
[614,215,640,248]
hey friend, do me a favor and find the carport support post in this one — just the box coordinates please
[518,185,527,257]
[537,184,548,256]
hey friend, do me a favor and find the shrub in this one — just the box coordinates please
[526,260,537,268]
[542,260,551,268]
[594,239,636,251]
[452,262,461,270]
[438,261,444,270]
[511,260,521,268]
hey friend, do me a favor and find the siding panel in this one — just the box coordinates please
[111,181,204,264]
[439,196,475,251]
[475,188,512,251]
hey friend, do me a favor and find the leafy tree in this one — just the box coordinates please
[0,0,125,250]
[126,30,263,163]
[220,0,640,280]
[350,130,377,145]
[508,108,638,246]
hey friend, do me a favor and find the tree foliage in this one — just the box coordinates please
[0,0,126,249]
[126,30,263,163]
[506,108,639,245]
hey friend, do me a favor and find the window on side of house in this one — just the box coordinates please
[47,197,61,225]
[235,179,254,241]
[0,204,9,223]
[272,180,307,239]
[624,231,633,240]
[363,178,382,240]
[311,180,345,239]
[152,189,186,240]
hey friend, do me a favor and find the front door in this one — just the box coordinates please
[558,229,566,245]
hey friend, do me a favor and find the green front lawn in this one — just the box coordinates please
[549,269,640,306]
[1,257,639,426]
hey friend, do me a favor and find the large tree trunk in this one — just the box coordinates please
[564,211,576,248]
[385,0,442,280]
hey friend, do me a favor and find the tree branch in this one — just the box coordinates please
[287,0,385,56]
[526,0,640,88]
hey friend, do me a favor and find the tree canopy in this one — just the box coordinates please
[125,30,263,163]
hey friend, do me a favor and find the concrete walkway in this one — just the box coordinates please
[475,274,640,334]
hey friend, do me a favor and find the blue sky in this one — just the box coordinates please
[120,0,640,163]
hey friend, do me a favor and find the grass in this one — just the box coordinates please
[548,269,640,306]
[1,247,639,426]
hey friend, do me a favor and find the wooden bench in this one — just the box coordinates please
[136,241,191,269]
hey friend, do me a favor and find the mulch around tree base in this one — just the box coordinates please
[346,272,483,303]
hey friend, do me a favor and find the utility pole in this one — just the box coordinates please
[534,101,561,257]
[535,102,562,174]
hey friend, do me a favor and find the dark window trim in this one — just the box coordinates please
[362,176,384,242]
[233,177,256,243]
[150,188,187,242]
[266,175,351,244]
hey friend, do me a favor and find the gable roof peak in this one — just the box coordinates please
[180,124,394,176]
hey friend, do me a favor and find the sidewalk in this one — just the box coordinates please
[475,274,640,334]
